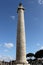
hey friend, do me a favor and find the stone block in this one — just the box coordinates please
[15,64,30,65]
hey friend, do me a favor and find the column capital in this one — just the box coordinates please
[17,3,24,13]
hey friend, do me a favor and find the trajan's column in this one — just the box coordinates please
[16,3,29,64]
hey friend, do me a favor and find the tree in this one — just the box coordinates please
[26,53,35,63]
[35,49,43,58]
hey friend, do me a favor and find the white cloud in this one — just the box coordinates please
[37,43,40,46]
[3,56,11,61]
[4,49,9,52]
[36,43,43,50]
[0,44,2,47]
[38,0,43,4]
[10,16,15,20]
[40,46,43,49]
[0,55,15,61]
[4,43,14,48]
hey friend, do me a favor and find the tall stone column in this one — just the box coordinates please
[16,3,28,64]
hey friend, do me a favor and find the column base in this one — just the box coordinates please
[15,60,28,64]
[15,63,30,65]
[13,60,30,65]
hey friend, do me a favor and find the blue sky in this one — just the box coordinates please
[0,0,43,61]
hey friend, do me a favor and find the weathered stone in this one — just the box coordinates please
[16,3,28,64]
